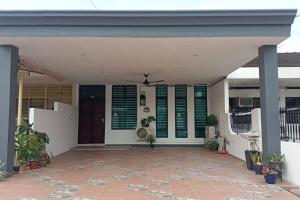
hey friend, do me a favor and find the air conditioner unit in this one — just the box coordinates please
[136,128,147,141]
[238,97,253,107]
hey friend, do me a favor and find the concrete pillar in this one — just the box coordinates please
[17,74,24,126]
[258,45,281,157]
[0,45,19,173]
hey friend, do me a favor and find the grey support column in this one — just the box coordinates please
[0,45,19,173]
[258,45,281,158]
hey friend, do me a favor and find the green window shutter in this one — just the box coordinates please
[156,85,168,138]
[112,85,137,129]
[175,85,188,138]
[194,86,207,138]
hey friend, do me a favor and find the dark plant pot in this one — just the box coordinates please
[13,166,20,173]
[245,150,259,170]
[29,161,38,170]
[264,173,277,184]
[150,144,154,149]
[253,165,262,175]
[267,161,283,180]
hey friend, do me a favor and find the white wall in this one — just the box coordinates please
[281,142,300,187]
[29,102,78,156]
[104,85,204,145]
[209,80,257,160]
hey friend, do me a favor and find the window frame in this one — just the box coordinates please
[111,85,137,130]
[156,85,168,138]
[175,85,188,138]
[194,85,207,138]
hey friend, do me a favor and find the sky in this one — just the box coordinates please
[0,0,299,52]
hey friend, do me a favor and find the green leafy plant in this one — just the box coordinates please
[0,161,7,180]
[146,134,156,145]
[250,152,262,166]
[15,120,49,165]
[141,116,156,127]
[208,140,219,151]
[266,154,284,163]
[206,114,218,127]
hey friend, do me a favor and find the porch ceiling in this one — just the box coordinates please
[0,37,285,85]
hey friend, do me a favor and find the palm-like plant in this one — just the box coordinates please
[0,161,7,180]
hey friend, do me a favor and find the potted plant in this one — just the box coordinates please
[146,133,156,148]
[15,120,50,170]
[250,152,263,174]
[262,167,278,184]
[266,154,284,181]
[208,139,219,151]
[0,161,8,180]
[27,134,44,169]
[141,116,156,128]
[241,135,260,171]
[206,114,218,140]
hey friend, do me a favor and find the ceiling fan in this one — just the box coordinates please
[126,73,165,86]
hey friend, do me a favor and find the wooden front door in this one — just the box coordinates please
[78,85,105,144]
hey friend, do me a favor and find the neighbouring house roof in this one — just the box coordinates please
[243,52,300,67]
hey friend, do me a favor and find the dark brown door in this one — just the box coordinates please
[78,86,105,144]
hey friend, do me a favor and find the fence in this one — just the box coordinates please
[230,111,252,134]
[280,107,300,142]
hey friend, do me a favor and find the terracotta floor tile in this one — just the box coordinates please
[0,147,298,200]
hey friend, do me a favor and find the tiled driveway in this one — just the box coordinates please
[0,147,299,200]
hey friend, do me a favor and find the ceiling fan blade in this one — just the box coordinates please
[149,80,165,83]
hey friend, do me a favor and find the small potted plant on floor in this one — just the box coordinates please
[206,114,218,140]
[146,133,156,149]
[266,154,284,182]
[242,135,260,171]
[250,152,263,174]
[208,139,219,151]
[262,167,278,184]
[15,120,50,170]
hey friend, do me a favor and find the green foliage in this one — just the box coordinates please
[250,152,262,165]
[0,161,7,180]
[206,114,218,127]
[15,120,50,164]
[141,116,156,127]
[208,140,219,151]
[266,154,284,163]
[146,134,156,145]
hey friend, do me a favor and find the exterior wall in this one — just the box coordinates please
[281,142,300,187]
[209,79,256,160]
[104,85,204,145]
[29,102,78,156]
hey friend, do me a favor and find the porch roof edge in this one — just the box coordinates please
[0,9,297,26]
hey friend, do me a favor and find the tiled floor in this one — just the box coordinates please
[0,147,299,200]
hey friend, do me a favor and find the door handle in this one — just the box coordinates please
[101,118,105,123]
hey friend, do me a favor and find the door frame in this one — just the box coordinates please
[77,85,106,145]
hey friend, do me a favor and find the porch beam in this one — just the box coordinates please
[258,45,281,157]
[20,57,63,82]
[0,45,19,173]
[0,10,296,37]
